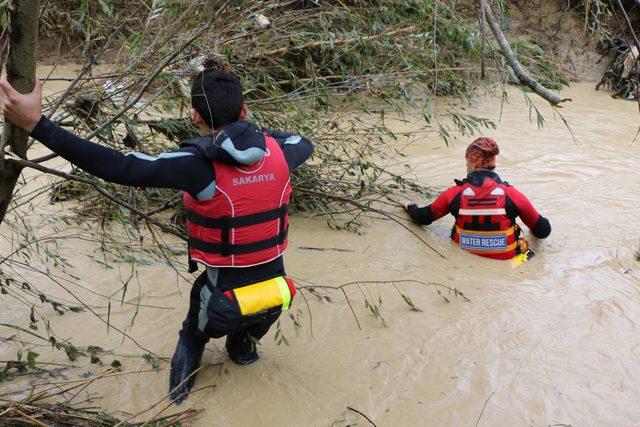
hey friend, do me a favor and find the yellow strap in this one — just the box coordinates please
[274,276,291,311]
[456,225,516,236]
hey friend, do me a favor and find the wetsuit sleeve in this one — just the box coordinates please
[507,186,551,238]
[407,186,459,225]
[30,116,214,197]
[262,128,314,171]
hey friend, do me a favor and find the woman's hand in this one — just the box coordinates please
[0,75,43,133]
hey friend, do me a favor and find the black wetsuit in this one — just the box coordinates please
[30,117,313,356]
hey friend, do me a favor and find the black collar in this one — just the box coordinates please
[457,170,503,187]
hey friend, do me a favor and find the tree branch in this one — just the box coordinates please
[6,156,187,240]
[482,1,569,105]
[30,0,232,165]
[295,188,447,259]
[477,0,487,79]
[616,0,640,54]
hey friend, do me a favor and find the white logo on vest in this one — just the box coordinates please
[232,173,276,186]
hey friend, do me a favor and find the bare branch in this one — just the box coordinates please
[482,1,569,105]
[6,156,187,240]
[477,0,487,79]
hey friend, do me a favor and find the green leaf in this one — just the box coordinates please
[87,345,103,356]
[143,353,159,370]
[27,351,39,369]
[97,0,113,16]
[64,345,81,361]
[401,294,423,312]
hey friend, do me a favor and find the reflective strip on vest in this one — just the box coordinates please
[458,208,507,216]
[464,241,518,254]
[233,276,293,315]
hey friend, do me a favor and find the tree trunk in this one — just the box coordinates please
[0,0,40,224]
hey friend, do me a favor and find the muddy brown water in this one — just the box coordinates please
[2,76,640,426]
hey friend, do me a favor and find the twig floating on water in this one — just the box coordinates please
[475,391,495,427]
[297,246,354,253]
[346,406,377,427]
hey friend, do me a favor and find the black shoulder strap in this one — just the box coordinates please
[180,136,213,158]
[454,178,468,186]
[186,204,289,257]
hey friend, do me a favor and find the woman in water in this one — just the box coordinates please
[405,137,551,260]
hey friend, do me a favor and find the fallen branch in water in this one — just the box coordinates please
[294,278,469,331]
[296,188,446,259]
[6,156,187,240]
[2,258,159,357]
[475,391,495,427]
[298,279,469,302]
[0,394,201,426]
[0,362,220,425]
[482,1,569,105]
[347,406,377,427]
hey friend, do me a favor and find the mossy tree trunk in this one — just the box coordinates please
[0,0,40,224]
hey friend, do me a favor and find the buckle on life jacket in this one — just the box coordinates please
[223,276,296,316]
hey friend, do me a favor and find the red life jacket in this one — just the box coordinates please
[183,135,291,268]
[451,177,520,260]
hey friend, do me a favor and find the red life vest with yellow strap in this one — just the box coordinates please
[183,135,292,268]
[452,177,521,260]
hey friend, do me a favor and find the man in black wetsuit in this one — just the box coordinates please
[0,69,313,403]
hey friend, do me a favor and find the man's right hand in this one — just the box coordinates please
[0,75,43,133]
